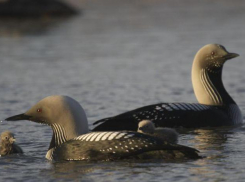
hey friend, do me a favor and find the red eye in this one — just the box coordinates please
[37,108,42,113]
[211,51,215,55]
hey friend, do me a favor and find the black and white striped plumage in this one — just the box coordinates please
[93,44,243,131]
[92,103,242,131]
[50,131,200,161]
[5,95,201,161]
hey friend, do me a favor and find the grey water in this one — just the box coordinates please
[0,0,245,181]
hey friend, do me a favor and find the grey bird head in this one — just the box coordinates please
[5,95,89,142]
[192,44,239,106]
[0,131,16,145]
[137,120,155,134]
[193,44,239,72]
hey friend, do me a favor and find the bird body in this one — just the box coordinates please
[5,95,201,161]
[50,131,198,161]
[92,44,243,131]
[138,120,178,144]
[0,131,23,156]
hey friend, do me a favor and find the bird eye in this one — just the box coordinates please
[5,136,8,140]
[211,51,215,55]
[37,108,42,113]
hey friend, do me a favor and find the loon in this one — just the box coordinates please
[93,44,243,131]
[138,120,178,144]
[0,131,23,156]
[5,95,201,161]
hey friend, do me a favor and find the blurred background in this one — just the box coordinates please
[0,0,245,181]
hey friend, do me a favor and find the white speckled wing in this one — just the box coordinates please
[132,103,211,122]
[93,102,241,130]
[74,132,134,142]
[51,131,200,161]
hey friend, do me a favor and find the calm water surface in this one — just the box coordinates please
[0,0,245,181]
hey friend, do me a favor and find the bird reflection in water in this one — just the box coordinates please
[191,127,237,153]
[39,161,95,181]
[187,127,238,180]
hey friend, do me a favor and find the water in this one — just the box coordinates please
[0,0,245,181]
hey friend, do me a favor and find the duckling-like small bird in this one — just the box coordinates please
[0,131,23,156]
[5,95,201,161]
[138,120,178,144]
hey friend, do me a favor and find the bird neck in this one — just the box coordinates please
[48,122,89,150]
[48,124,68,150]
[192,65,235,106]
[46,122,89,160]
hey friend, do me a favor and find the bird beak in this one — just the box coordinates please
[5,113,32,121]
[5,113,47,124]
[223,53,239,60]
[9,137,16,143]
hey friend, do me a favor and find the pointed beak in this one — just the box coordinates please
[223,52,239,60]
[9,137,16,143]
[5,113,32,121]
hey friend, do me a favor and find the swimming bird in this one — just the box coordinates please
[138,120,178,144]
[93,44,243,131]
[5,95,201,161]
[0,131,23,156]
